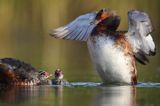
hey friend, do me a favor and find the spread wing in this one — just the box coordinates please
[49,12,97,41]
[126,10,156,65]
[49,8,117,41]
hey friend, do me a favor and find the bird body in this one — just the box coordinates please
[0,58,51,86]
[87,33,136,84]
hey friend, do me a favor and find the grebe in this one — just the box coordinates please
[0,58,51,86]
[49,9,155,85]
[52,69,69,85]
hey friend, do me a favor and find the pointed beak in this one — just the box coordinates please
[45,74,53,79]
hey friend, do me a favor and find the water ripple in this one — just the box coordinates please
[70,82,101,87]
[66,82,160,87]
[137,82,160,87]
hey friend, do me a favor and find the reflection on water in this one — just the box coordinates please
[95,86,136,106]
[54,86,64,106]
[0,86,39,105]
[0,86,64,106]
[0,82,159,106]
[0,86,45,105]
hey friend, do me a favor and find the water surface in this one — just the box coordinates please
[0,82,159,106]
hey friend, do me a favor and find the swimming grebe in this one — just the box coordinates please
[52,69,69,85]
[49,9,156,85]
[0,58,51,86]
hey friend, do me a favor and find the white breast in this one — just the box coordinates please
[87,35,133,84]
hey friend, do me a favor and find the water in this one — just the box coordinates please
[0,82,160,106]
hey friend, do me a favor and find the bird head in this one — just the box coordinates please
[39,71,52,80]
[95,8,120,31]
[54,69,64,80]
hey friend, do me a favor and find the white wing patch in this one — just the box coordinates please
[145,34,155,52]
[49,12,97,41]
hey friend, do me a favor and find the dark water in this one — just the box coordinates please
[0,82,160,106]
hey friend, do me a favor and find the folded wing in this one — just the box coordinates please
[126,10,156,65]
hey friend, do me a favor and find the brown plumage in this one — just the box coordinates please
[0,58,50,86]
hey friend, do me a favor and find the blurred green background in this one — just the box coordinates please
[0,0,159,82]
